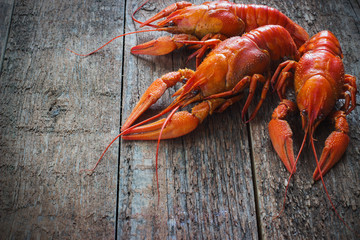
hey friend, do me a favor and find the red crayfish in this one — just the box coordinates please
[130,0,309,62]
[121,25,299,139]
[77,0,358,234]
[69,0,308,61]
[270,30,357,181]
[269,30,357,227]
[88,25,299,200]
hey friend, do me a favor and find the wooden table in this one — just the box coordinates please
[1,0,359,239]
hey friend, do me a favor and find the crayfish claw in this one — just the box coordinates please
[313,131,349,181]
[121,69,194,131]
[122,111,199,140]
[122,98,226,140]
[268,100,298,173]
[313,111,350,181]
[131,34,198,56]
[269,118,296,173]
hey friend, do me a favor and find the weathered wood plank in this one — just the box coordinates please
[1,0,358,239]
[0,0,124,238]
[0,0,14,72]
[248,0,360,239]
[118,0,258,239]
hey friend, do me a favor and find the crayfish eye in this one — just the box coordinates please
[191,89,200,95]
[317,113,324,121]
[182,78,188,84]
[166,21,175,27]
[301,110,307,117]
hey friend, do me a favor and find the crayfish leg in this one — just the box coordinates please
[186,34,228,67]
[215,95,244,113]
[341,74,357,114]
[204,73,269,121]
[271,60,297,100]
[248,76,270,122]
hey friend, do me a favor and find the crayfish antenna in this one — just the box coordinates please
[79,132,123,174]
[139,1,193,28]
[131,0,157,27]
[154,106,180,205]
[272,130,308,221]
[67,28,168,57]
[80,105,178,174]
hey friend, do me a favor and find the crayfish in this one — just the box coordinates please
[269,30,357,181]
[131,0,309,59]
[268,31,357,228]
[76,0,358,236]
[69,0,308,62]
[88,3,357,188]
[121,25,298,139]
[86,25,299,199]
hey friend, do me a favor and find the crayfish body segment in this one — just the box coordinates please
[131,0,309,56]
[121,25,298,139]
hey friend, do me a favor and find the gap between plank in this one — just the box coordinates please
[0,0,15,73]
[115,0,128,238]
[246,120,263,240]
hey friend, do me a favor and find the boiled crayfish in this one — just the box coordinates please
[113,24,299,201]
[70,1,309,58]
[78,1,358,234]
[269,30,357,181]
[131,0,309,58]
[121,25,298,138]
[87,25,298,189]
[268,30,357,230]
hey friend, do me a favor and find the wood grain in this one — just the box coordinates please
[118,0,258,238]
[248,0,360,239]
[0,0,359,239]
[0,0,14,72]
[0,0,124,238]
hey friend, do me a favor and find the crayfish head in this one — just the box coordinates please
[155,6,203,34]
[158,4,245,38]
[296,75,336,134]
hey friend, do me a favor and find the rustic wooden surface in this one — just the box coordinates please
[0,0,359,239]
